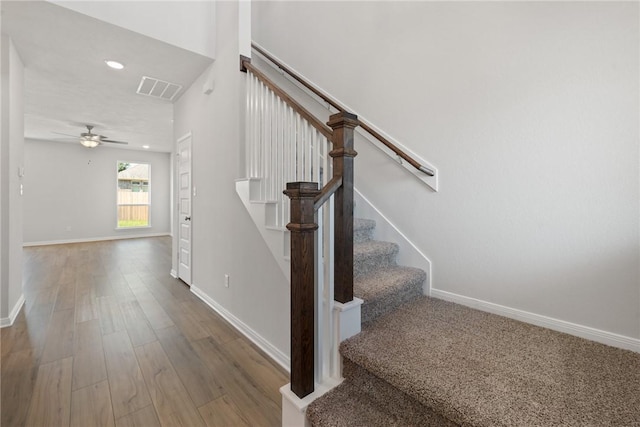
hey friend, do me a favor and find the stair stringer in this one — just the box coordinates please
[354,188,432,295]
[235,178,290,281]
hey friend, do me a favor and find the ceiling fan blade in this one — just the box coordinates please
[101,139,129,145]
[52,131,80,138]
[51,137,78,142]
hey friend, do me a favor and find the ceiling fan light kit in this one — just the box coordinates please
[80,138,100,148]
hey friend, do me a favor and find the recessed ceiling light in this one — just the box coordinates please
[105,60,124,70]
[142,145,150,149]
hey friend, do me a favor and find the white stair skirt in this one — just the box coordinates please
[235,178,290,280]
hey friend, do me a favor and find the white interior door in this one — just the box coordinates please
[177,134,192,285]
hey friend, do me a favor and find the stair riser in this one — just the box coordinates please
[340,360,458,426]
[353,219,376,244]
[361,280,424,324]
[354,252,398,280]
[354,228,373,243]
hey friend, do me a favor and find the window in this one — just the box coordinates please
[117,162,150,228]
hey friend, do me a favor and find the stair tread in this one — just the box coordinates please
[340,296,640,426]
[353,240,398,259]
[306,376,453,427]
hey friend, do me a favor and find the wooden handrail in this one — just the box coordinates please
[242,58,333,140]
[314,176,342,211]
[252,43,343,113]
[251,42,435,177]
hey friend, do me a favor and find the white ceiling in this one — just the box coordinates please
[1,1,213,152]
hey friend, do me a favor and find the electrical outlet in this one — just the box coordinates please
[224,274,230,288]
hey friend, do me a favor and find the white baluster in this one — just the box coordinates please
[296,113,303,182]
[245,72,251,178]
[248,72,254,178]
[307,122,312,180]
[313,130,320,184]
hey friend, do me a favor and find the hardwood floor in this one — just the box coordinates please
[1,237,288,426]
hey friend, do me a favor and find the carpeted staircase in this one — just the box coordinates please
[307,219,640,426]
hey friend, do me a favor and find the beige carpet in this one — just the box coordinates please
[310,296,640,426]
[307,219,640,426]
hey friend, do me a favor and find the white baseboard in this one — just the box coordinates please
[23,232,171,247]
[431,288,640,353]
[0,294,25,328]
[190,285,290,372]
[170,269,178,279]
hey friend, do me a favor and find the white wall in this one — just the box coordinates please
[0,36,25,324]
[253,1,640,340]
[23,140,171,244]
[173,1,290,359]
[52,0,216,59]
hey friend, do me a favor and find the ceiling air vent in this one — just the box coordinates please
[136,76,182,101]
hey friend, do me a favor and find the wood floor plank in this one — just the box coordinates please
[221,338,289,405]
[93,275,117,298]
[120,300,157,347]
[25,285,58,319]
[112,280,138,303]
[155,325,223,407]
[143,275,191,304]
[0,349,40,427]
[54,281,77,312]
[24,356,73,427]
[191,337,282,426]
[98,296,126,335]
[40,308,75,364]
[115,405,161,427]
[75,279,99,323]
[23,261,62,294]
[198,394,251,427]
[1,308,49,357]
[200,318,240,345]
[129,287,174,330]
[70,380,115,427]
[1,321,15,358]
[122,273,146,291]
[58,265,76,285]
[164,302,210,342]
[16,237,284,426]
[140,279,178,307]
[72,319,107,390]
[117,261,138,275]
[102,330,152,419]
[134,341,206,427]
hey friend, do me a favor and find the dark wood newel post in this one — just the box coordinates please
[328,111,359,304]
[284,181,320,398]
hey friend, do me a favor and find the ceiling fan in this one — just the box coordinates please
[54,125,129,148]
